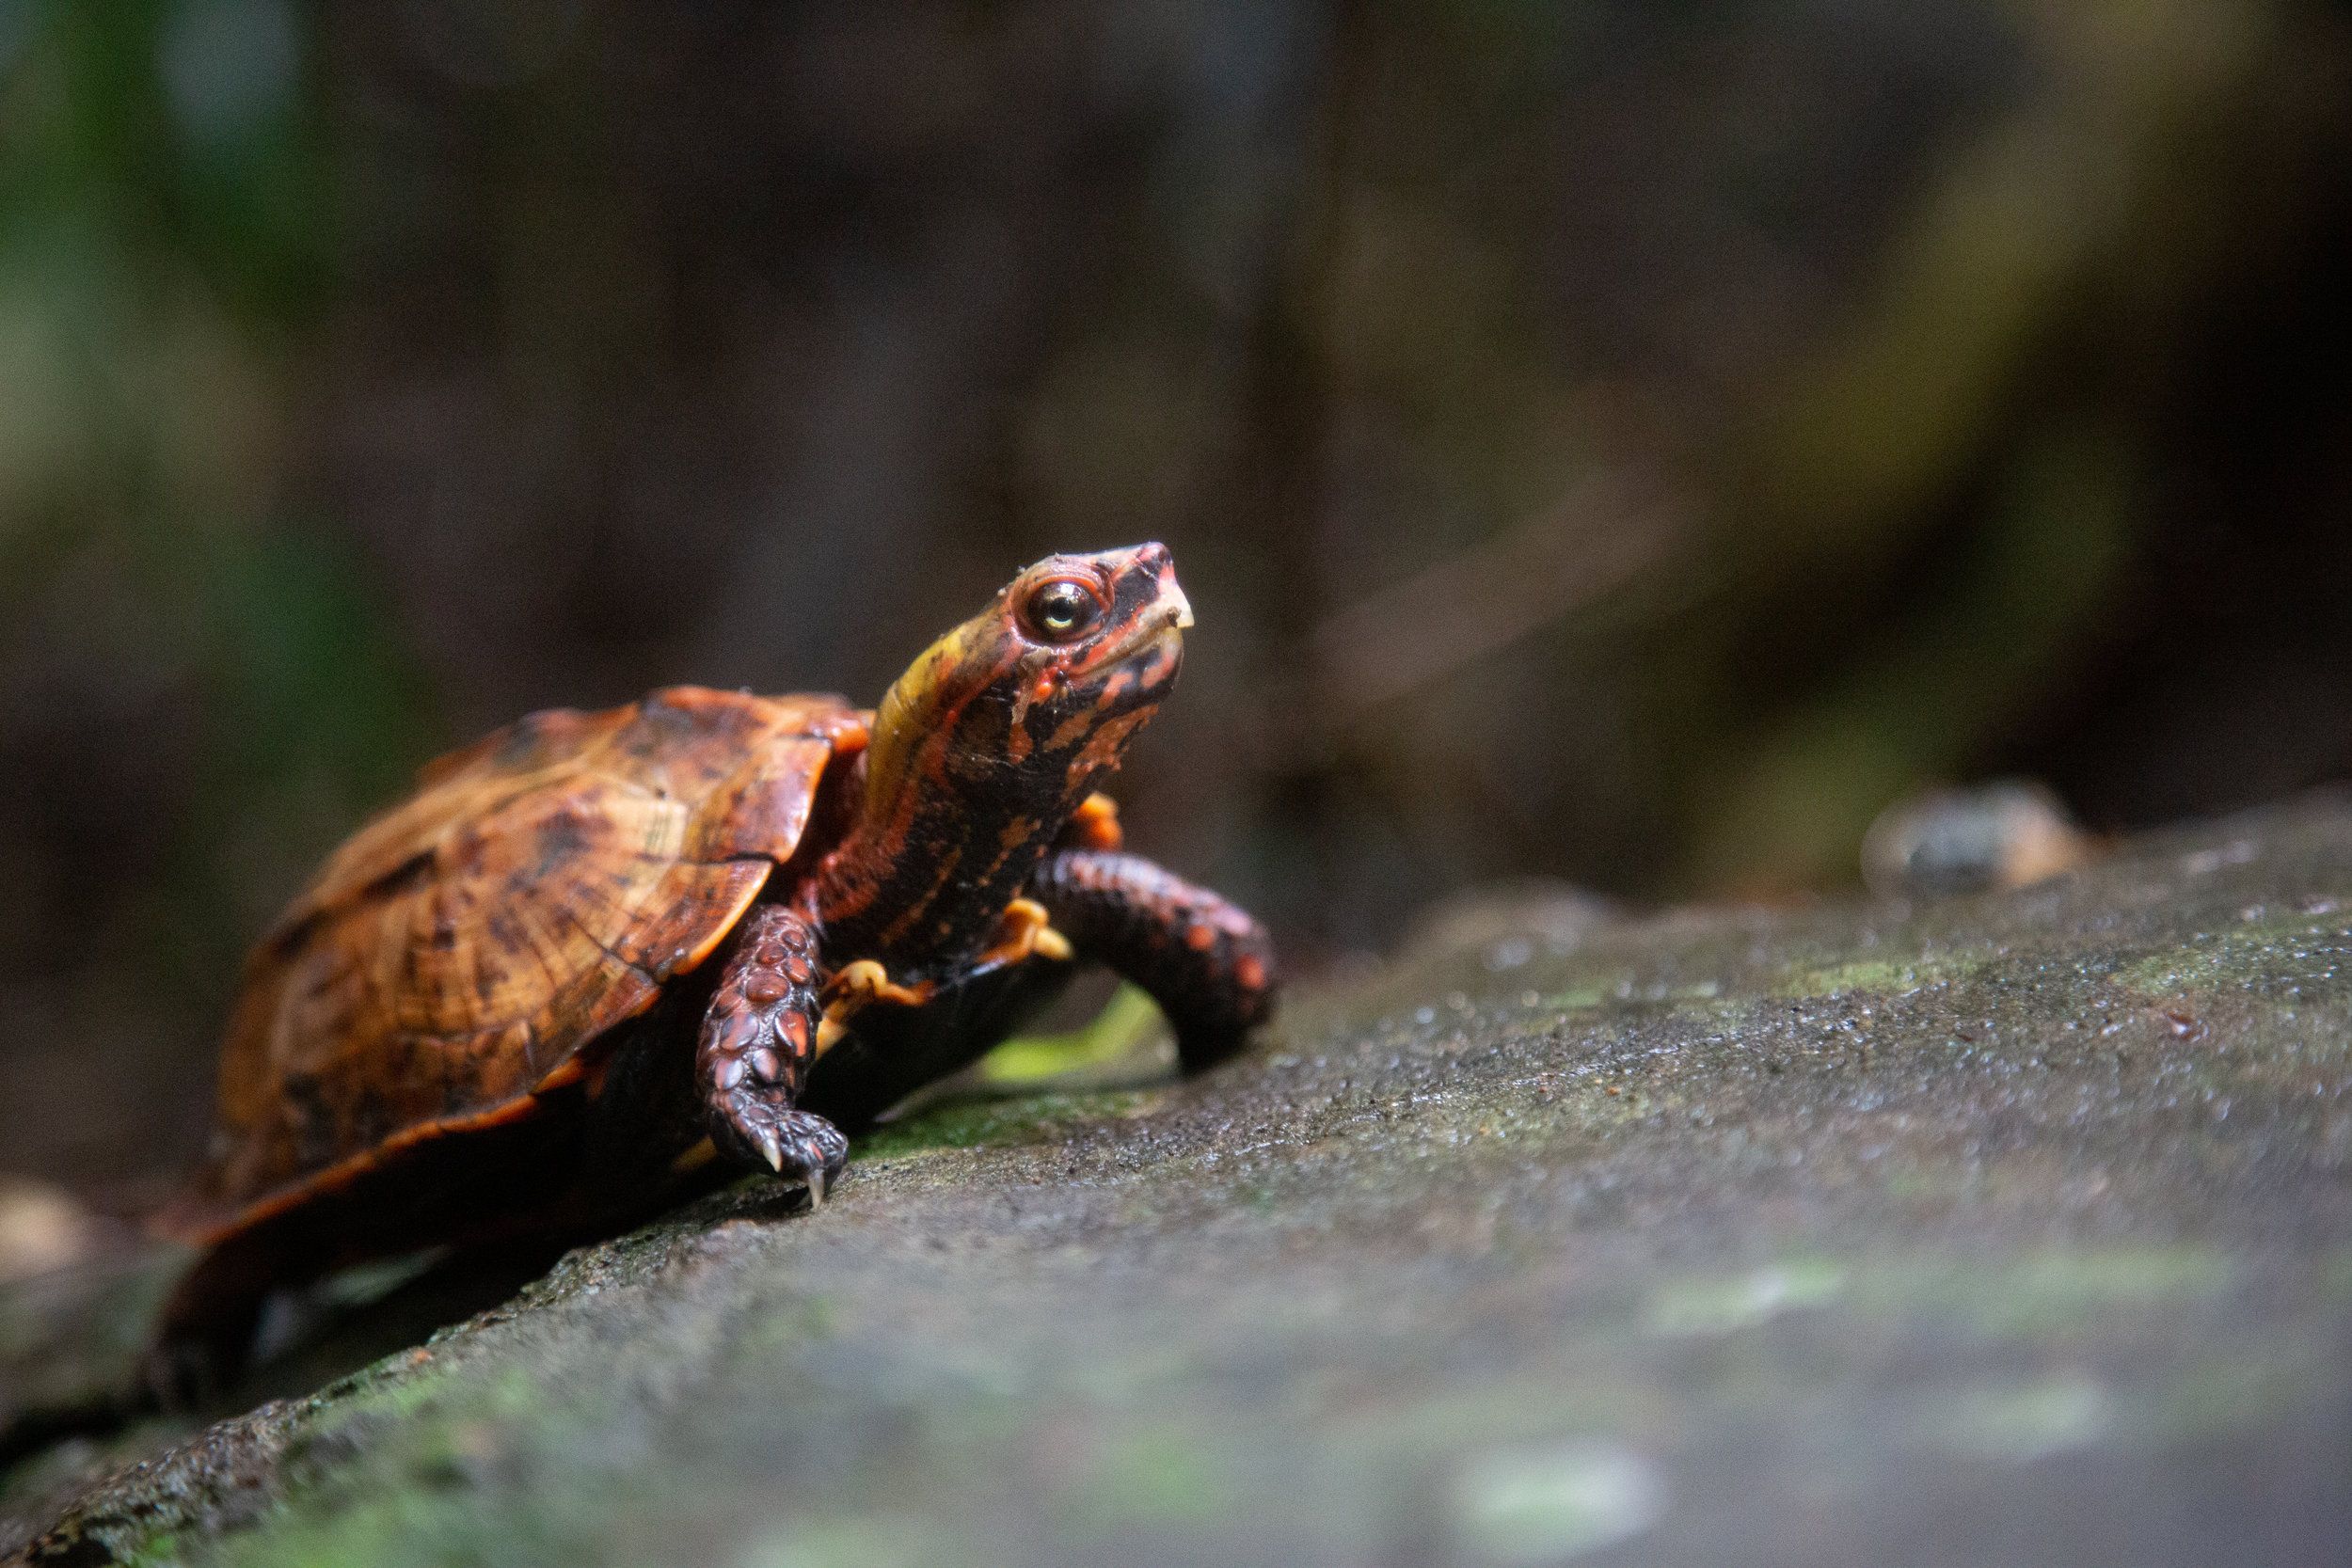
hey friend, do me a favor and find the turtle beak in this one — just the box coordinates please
[1067,541,1193,666]
[1133,541,1193,630]
[1092,562,1191,682]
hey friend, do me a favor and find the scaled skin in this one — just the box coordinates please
[153,544,1276,1394]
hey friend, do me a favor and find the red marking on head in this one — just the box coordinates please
[1236,955,1267,991]
[1185,922,1217,952]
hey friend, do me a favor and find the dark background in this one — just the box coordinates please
[5,0,2351,1196]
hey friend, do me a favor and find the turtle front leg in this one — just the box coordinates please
[1028,849,1278,1072]
[698,905,850,1203]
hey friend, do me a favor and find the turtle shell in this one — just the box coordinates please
[176,686,867,1244]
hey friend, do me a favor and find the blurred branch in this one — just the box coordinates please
[1248,467,1691,767]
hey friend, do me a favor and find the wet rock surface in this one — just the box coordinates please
[7,800,2352,1566]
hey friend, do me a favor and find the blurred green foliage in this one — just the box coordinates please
[2,1,429,1179]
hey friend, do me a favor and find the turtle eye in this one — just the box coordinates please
[1021,578,1103,643]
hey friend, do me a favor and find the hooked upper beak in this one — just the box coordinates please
[1137,541,1193,630]
[1101,566,1191,673]
[1077,541,1193,660]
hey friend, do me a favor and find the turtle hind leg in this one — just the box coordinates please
[697,905,850,1204]
[146,1233,283,1409]
[1027,849,1277,1072]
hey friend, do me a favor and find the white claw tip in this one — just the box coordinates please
[806,1167,829,1207]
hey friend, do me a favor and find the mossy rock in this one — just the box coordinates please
[8,799,2352,1566]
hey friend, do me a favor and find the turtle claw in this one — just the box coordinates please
[709,1090,849,1205]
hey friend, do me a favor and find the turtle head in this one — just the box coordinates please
[867,543,1191,794]
[816,545,1192,966]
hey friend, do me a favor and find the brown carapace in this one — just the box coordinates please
[154,544,1275,1394]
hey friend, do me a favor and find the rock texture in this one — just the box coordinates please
[7,800,2352,1567]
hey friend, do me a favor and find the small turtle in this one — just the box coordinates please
[154,544,1273,1389]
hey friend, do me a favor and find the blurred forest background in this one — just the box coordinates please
[5,0,2352,1195]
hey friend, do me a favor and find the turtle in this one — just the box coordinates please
[152,542,1274,1391]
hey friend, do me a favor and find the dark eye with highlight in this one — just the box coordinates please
[1021,578,1103,642]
